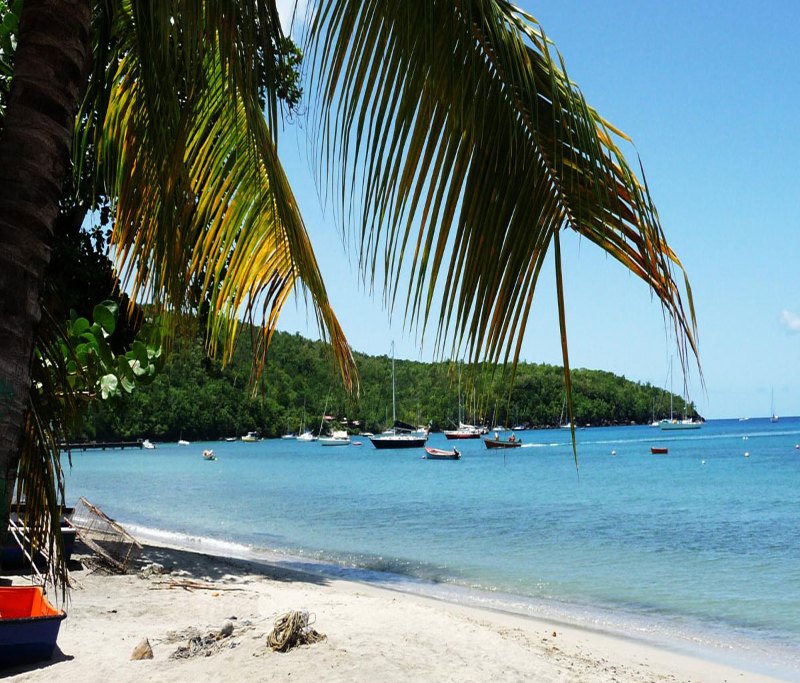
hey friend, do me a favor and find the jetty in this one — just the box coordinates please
[61,440,144,451]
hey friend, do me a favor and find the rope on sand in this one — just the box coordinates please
[266,610,326,652]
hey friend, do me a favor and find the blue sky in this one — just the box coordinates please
[274,1,800,419]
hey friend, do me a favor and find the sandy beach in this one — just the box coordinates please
[2,542,790,683]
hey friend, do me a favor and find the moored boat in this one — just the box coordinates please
[424,446,461,460]
[659,418,701,431]
[443,423,482,440]
[483,435,522,449]
[371,431,428,449]
[241,431,259,442]
[651,446,669,454]
[370,343,429,449]
[0,586,66,665]
[319,430,351,446]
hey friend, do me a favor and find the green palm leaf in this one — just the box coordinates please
[81,0,356,390]
[309,0,699,455]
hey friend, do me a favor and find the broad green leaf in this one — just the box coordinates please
[93,303,116,335]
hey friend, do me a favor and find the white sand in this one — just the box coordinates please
[4,544,790,682]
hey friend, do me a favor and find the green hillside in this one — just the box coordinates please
[82,330,697,441]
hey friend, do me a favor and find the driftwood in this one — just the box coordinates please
[149,578,245,591]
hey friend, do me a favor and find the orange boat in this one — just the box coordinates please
[0,586,66,666]
[650,446,669,454]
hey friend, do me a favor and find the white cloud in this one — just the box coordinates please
[780,309,800,332]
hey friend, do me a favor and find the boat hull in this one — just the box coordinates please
[650,447,669,454]
[3,509,76,570]
[483,438,521,449]
[659,421,701,431]
[424,447,460,460]
[370,436,427,449]
[0,586,66,666]
[443,431,481,440]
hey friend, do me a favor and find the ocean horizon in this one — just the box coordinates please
[63,418,800,680]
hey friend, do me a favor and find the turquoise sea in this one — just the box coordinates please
[63,418,800,679]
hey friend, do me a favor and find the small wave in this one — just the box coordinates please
[125,524,257,562]
[122,522,800,681]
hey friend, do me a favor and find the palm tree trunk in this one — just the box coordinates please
[0,0,91,558]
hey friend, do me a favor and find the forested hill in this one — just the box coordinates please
[84,330,699,441]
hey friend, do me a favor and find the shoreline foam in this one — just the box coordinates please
[5,537,796,682]
[124,524,800,682]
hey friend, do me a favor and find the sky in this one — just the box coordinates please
[272,0,800,420]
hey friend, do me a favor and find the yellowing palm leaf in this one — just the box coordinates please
[83,0,356,390]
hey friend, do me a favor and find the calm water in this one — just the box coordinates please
[64,418,800,677]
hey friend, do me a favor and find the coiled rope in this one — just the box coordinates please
[266,610,326,652]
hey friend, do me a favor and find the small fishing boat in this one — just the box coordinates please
[202,449,216,460]
[650,446,669,454]
[141,438,155,449]
[0,585,66,665]
[424,446,461,460]
[241,431,259,442]
[483,435,522,449]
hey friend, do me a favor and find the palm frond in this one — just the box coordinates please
[309,0,698,391]
[17,309,83,596]
[82,0,356,390]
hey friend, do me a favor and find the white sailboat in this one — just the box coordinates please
[317,394,349,445]
[559,396,571,429]
[296,400,317,441]
[281,415,296,439]
[770,389,779,423]
[319,430,351,446]
[659,361,701,431]
[443,364,481,440]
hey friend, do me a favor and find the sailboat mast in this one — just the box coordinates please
[458,363,463,425]
[391,342,396,429]
[669,359,674,420]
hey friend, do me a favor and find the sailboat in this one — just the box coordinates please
[370,343,428,449]
[281,415,296,439]
[659,361,701,430]
[650,397,661,427]
[296,400,317,441]
[559,396,571,429]
[770,389,779,423]
[443,365,481,440]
